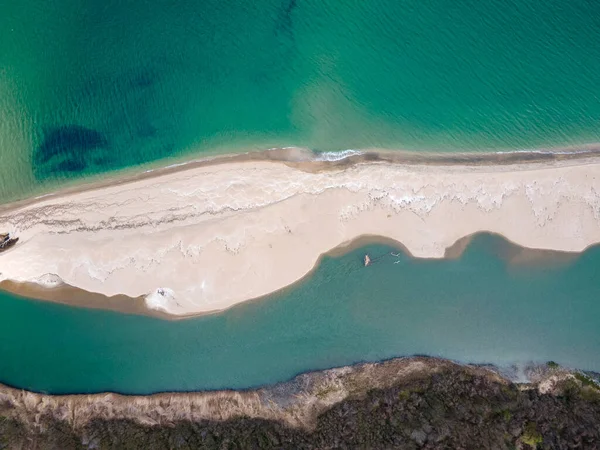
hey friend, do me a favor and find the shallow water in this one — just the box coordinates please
[0,234,598,395]
[2,0,600,202]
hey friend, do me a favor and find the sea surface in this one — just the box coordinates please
[0,234,598,395]
[2,0,600,202]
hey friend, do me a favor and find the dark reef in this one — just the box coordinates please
[33,126,110,179]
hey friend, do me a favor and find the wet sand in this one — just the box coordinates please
[1,148,600,316]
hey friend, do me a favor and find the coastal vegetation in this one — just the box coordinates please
[0,358,598,449]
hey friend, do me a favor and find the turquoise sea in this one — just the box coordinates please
[2,0,600,202]
[0,235,599,395]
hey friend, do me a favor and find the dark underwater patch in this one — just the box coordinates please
[36,126,107,163]
[33,125,110,179]
[283,0,297,16]
[276,0,298,38]
[129,71,156,90]
[54,159,86,173]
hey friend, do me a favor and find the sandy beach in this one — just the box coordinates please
[1,150,600,316]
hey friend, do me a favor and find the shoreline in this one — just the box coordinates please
[1,356,598,448]
[3,143,600,214]
[0,231,584,319]
[1,151,600,316]
[0,354,593,402]
[0,355,480,400]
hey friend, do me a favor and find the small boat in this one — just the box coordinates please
[364,254,371,267]
[0,233,18,252]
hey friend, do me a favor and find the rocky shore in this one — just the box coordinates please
[1,356,599,449]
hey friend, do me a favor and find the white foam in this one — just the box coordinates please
[494,148,596,155]
[164,161,194,169]
[314,149,364,162]
[32,273,63,288]
[33,193,54,200]
[145,287,176,312]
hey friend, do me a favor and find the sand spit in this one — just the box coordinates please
[1,155,600,316]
